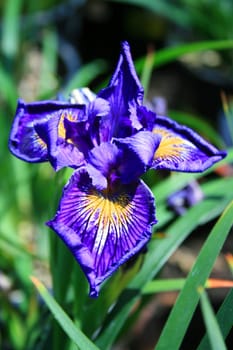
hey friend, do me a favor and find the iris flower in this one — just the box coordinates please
[9,42,226,297]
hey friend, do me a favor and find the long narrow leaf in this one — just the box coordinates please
[38,28,58,98]
[198,288,227,350]
[135,40,233,72]
[142,279,233,294]
[0,67,18,110]
[31,277,100,350]
[62,59,108,97]
[155,200,233,350]
[197,288,233,350]
[1,0,23,58]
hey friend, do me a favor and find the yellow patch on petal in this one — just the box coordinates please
[58,112,75,143]
[83,190,134,259]
[86,190,132,228]
[153,128,192,160]
[35,133,47,149]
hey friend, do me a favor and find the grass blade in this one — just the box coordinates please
[135,39,233,72]
[0,67,18,110]
[1,0,23,58]
[198,288,227,350]
[142,279,233,294]
[31,277,100,350]
[198,288,233,349]
[155,200,233,350]
[62,59,108,97]
[38,28,58,98]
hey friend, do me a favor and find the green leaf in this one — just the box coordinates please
[38,28,58,98]
[31,277,100,350]
[140,46,155,99]
[143,278,233,294]
[198,288,227,350]
[155,200,233,350]
[0,67,18,110]
[62,59,108,97]
[1,0,23,58]
[197,288,233,350]
[135,39,233,72]
[142,278,185,294]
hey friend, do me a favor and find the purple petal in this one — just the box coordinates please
[64,98,110,155]
[9,99,49,162]
[98,41,144,140]
[136,105,156,131]
[114,131,161,182]
[87,142,120,179]
[152,115,227,172]
[9,99,87,165]
[109,41,144,105]
[87,131,160,185]
[35,108,86,171]
[167,180,204,215]
[47,167,156,297]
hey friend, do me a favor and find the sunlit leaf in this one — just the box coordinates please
[197,288,233,349]
[155,200,233,350]
[198,287,227,350]
[142,278,233,294]
[31,277,100,350]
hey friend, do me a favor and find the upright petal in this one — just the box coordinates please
[98,41,144,140]
[108,41,144,106]
[152,115,227,172]
[47,168,156,297]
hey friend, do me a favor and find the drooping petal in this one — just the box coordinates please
[98,41,144,141]
[114,131,161,182]
[8,99,87,165]
[9,99,49,162]
[87,131,160,185]
[87,142,120,180]
[152,115,227,172]
[47,167,156,297]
